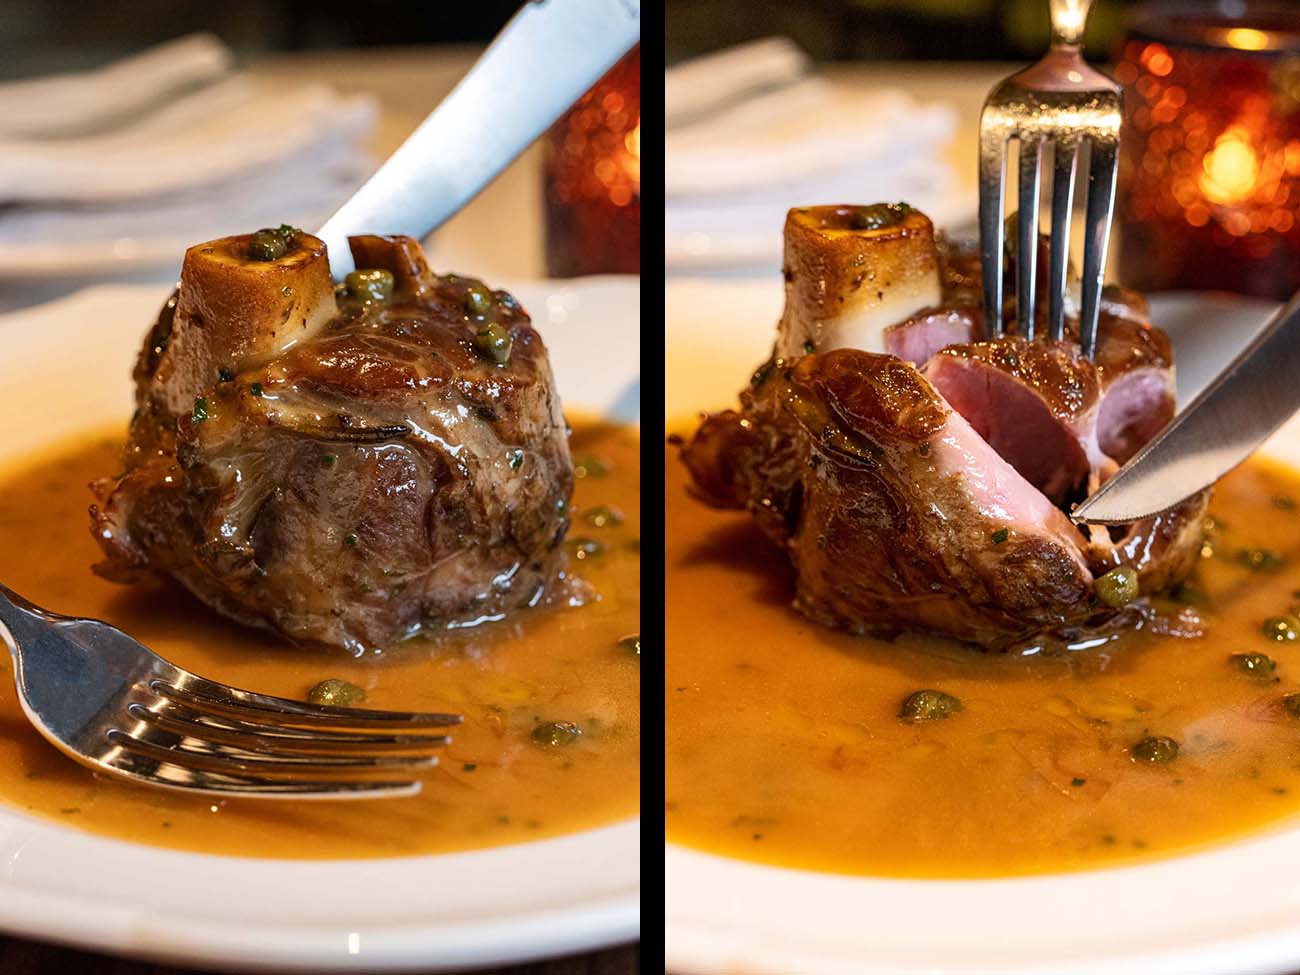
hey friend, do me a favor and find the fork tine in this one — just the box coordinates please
[1017,137,1043,340]
[108,729,440,777]
[979,122,1009,337]
[102,751,422,798]
[1078,138,1118,359]
[129,702,452,754]
[154,678,460,729]
[1047,138,1078,342]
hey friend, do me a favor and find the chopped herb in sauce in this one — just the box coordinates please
[509,449,524,470]
[249,382,263,397]
[991,528,1009,545]
[192,397,209,423]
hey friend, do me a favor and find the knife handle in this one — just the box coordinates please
[317,0,640,278]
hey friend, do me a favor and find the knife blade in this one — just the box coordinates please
[316,0,640,278]
[1072,288,1300,525]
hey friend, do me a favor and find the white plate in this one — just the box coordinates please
[0,276,640,972]
[664,280,1300,975]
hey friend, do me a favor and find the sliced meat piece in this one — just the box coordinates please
[882,308,978,365]
[1092,303,1175,464]
[922,337,1109,505]
[684,349,1098,648]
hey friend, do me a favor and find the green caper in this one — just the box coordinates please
[306,678,366,707]
[899,689,962,723]
[584,505,624,528]
[531,721,582,747]
[1095,565,1140,608]
[618,634,640,657]
[1281,693,1300,719]
[247,229,288,262]
[1262,614,1300,642]
[848,202,912,231]
[464,286,494,317]
[1231,652,1278,681]
[474,322,513,364]
[345,268,395,303]
[1130,735,1179,764]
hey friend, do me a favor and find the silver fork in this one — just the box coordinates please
[978,0,1121,358]
[0,584,460,800]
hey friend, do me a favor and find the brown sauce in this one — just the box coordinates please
[666,439,1300,877]
[0,421,639,858]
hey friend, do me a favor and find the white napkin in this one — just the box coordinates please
[665,39,967,271]
[0,34,377,278]
[0,34,231,140]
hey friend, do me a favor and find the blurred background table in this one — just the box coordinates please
[0,45,549,313]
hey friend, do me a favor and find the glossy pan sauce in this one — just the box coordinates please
[667,443,1300,877]
[0,421,639,858]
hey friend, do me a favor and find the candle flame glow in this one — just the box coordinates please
[1200,128,1260,205]
[1225,28,1269,51]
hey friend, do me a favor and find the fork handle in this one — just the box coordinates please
[1049,0,1092,47]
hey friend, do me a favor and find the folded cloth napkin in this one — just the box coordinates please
[0,34,376,278]
[665,38,968,271]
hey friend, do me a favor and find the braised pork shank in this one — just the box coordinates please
[681,204,1204,649]
[91,229,573,654]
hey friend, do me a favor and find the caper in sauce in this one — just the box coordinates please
[847,202,913,231]
[464,287,494,317]
[474,322,513,364]
[531,721,582,747]
[345,268,395,303]
[1096,566,1139,608]
[899,689,962,723]
[1131,735,1179,764]
[247,227,295,262]
[307,678,366,707]
[1231,652,1278,681]
[1262,614,1300,642]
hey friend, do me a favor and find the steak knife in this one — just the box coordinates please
[316,0,640,278]
[1072,288,1300,525]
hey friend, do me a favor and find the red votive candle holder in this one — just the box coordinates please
[1116,3,1300,300]
[543,46,640,278]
